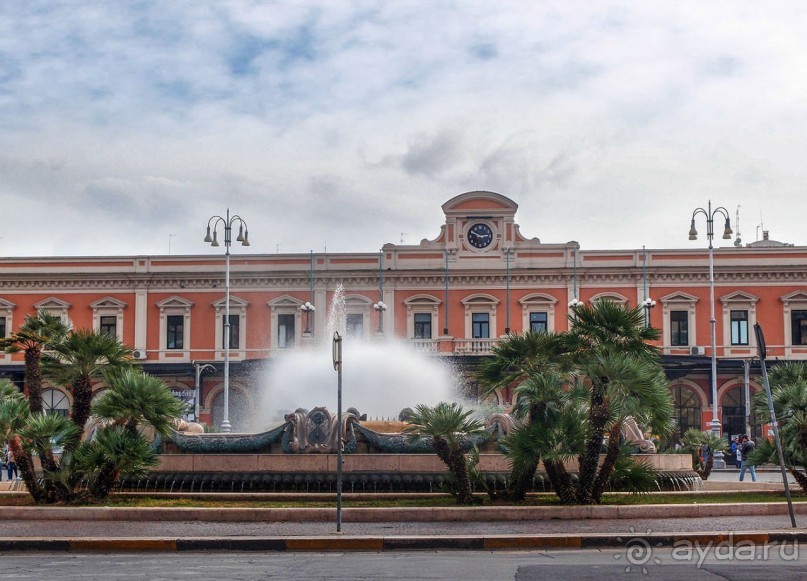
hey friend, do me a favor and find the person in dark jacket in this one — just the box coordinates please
[738,435,757,482]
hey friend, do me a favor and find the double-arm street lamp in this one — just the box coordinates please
[204,209,250,433]
[689,201,732,446]
[301,302,316,335]
[374,251,386,334]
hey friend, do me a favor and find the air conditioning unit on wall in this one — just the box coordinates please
[690,346,706,356]
[132,349,147,360]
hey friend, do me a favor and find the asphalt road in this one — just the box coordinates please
[1,549,806,580]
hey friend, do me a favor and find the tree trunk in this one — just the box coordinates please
[434,438,474,505]
[592,423,623,504]
[69,376,93,438]
[9,438,45,503]
[506,463,538,501]
[543,459,576,505]
[789,467,807,493]
[90,461,119,501]
[24,347,43,414]
[577,384,608,504]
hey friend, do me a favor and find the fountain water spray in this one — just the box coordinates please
[253,284,460,428]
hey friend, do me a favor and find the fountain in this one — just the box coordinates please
[146,284,699,493]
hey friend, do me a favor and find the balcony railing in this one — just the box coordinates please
[453,339,499,355]
[408,339,438,354]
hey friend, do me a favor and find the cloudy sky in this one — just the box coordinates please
[1,2,805,257]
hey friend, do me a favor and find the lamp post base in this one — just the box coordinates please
[709,418,726,469]
[220,419,232,433]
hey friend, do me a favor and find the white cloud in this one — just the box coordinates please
[0,1,806,257]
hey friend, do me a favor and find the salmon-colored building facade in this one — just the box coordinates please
[1,191,805,439]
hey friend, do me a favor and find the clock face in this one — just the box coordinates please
[467,223,494,249]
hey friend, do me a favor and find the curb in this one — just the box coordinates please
[1,531,805,552]
[0,502,804,522]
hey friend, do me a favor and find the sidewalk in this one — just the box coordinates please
[0,471,801,552]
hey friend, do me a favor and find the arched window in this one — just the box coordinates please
[211,389,250,432]
[42,388,70,417]
[721,385,759,441]
[671,385,701,441]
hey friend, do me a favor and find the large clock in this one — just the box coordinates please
[467,223,494,249]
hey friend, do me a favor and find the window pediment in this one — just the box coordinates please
[403,294,442,307]
[344,295,373,306]
[518,293,557,306]
[268,295,304,311]
[156,296,194,310]
[781,290,807,304]
[34,297,71,310]
[660,291,699,304]
[90,297,127,310]
[0,298,16,312]
[719,291,758,305]
[213,296,249,309]
[589,292,628,305]
[461,293,500,307]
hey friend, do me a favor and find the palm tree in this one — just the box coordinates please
[680,428,726,481]
[565,301,660,360]
[404,402,485,505]
[86,368,186,499]
[478,330,572,395]
[0,379,46,502]
[478,300,672,505]
[567,301,666,505]
[92,368,187,434]
[44,329,132,435]
[751,362,807,490]
[73,426,159,500]
[17,412,83,502]
[0,311,70,414]
[502,370,586,500]
[587,354,674,503]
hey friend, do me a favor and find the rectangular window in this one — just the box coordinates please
[670,311,688,346]
[730,310,749,346]
[472,313,490,339]
[166,315,184,350]
[0,316,5,338]
[529,312,548,333]
[222,314,240,349]
[346,314,363,338]
[414,313,432,339]
[793,310,807,346]
[277,314,295,348]
[100,316,117,338]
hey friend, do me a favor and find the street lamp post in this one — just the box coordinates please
[301,251,316,336]
[374,251,386,335]
[192,361,216,422]
[568,247,582,310]
[504,247,513,334]
[332,331,343,532]
[689,201,732,459]
[641,246,656,327]
[204,209,250,433]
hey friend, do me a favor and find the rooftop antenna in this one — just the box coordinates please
[168,234,176,255]
[400,233,407,244]
[756,210,764,242]
[733,206,742,247]
[276,243,281,254]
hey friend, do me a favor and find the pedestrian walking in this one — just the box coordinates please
[5,448,17,481]
[738,435,757,482]
[730,436,741,468]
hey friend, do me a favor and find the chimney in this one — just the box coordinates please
[763,231,770,241]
